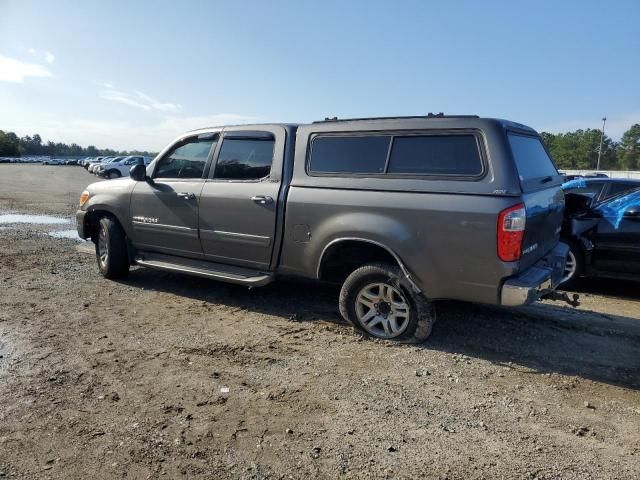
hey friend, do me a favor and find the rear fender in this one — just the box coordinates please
[311,212,426,294]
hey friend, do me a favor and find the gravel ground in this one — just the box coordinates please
[0,164,639,479]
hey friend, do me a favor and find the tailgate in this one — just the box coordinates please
[520,187,565,268]
[507,132,565,268]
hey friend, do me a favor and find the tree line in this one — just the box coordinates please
[0,130,156,158]
[1,124,639,170]
[540,123,639,171]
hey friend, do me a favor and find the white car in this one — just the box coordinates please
[42,158,65,165]
[94,156,125,176]
[88,157,114,173]
[99,156,151,179]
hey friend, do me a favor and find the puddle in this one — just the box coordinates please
[0,214,71,225]
[48,229,83,241]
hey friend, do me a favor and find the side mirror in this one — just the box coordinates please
[129,164,147,181]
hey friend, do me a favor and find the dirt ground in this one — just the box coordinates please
[0,164,639,479]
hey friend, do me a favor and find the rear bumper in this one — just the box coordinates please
[500,242,568,307]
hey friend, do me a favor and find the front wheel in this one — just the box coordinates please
[95,216,130,279]
[559,241,584,289]
[339,262,435,343]
[107,170,121,179]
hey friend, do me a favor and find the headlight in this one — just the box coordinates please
[79,190,90,207]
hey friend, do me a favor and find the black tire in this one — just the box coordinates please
[107,170,121,179]
[560,240,584,289]
[95,216,129,279]
[339,262,435,343]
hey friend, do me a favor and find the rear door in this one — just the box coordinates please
[198,126,286,270]
[507,132,565,269]
[129,133,218,258]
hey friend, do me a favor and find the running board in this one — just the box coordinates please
[134,252,274,287]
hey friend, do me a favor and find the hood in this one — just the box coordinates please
[86,177,135,196]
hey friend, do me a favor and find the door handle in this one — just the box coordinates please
[177,192,196,200]
[251,195,273,205]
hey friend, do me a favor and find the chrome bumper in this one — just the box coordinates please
[500,242,568,307]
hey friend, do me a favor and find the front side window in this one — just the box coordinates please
[214,138,274,180]
[154,136,216,179]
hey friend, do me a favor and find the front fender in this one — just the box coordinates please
[80,198,133,239]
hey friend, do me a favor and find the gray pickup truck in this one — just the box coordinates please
[77,115,567,343]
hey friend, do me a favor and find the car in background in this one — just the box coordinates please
[562,177,640,204]
[98,156,151,179]
[93,156,125,176]
[85,157,106,170]
[88,157,113,173]
[42,158,65,165]
[560,187,640,287]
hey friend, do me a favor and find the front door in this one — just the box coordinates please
[591,198,640,275]
[130,133,218,258]
[198,127,285,270]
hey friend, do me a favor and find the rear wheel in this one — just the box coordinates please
[339,262,435,343]
[95,216,129,279]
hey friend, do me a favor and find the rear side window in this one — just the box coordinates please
[309,135,390,174]
[388,135,482,175]
[508,133,558,184]
[309,133,482,176]
[214,138,275,180]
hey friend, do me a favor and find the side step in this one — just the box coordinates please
[134,252,274,287]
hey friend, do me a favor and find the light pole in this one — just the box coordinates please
[596,117,606,171]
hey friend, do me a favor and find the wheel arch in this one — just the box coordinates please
[316,237,421,293]
[83,206,129,241]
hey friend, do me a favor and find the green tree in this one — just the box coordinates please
[617,124,640,170]
[541,129,616,170]
[0,130,20,156]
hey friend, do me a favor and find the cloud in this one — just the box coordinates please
[100,89,153,110]
[100,85,182,113]
[100,82,114,89]
[537,113,640,141]
[44,51,55,65]
[28,48,36,55]
[0,54,53,83]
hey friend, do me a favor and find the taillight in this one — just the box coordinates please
[497,203,526,262]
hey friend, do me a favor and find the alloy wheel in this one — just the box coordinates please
[355,282,410,338]
[561,250,576,284]
[98,224,109,268]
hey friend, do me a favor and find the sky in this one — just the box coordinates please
[0,0,638,152]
